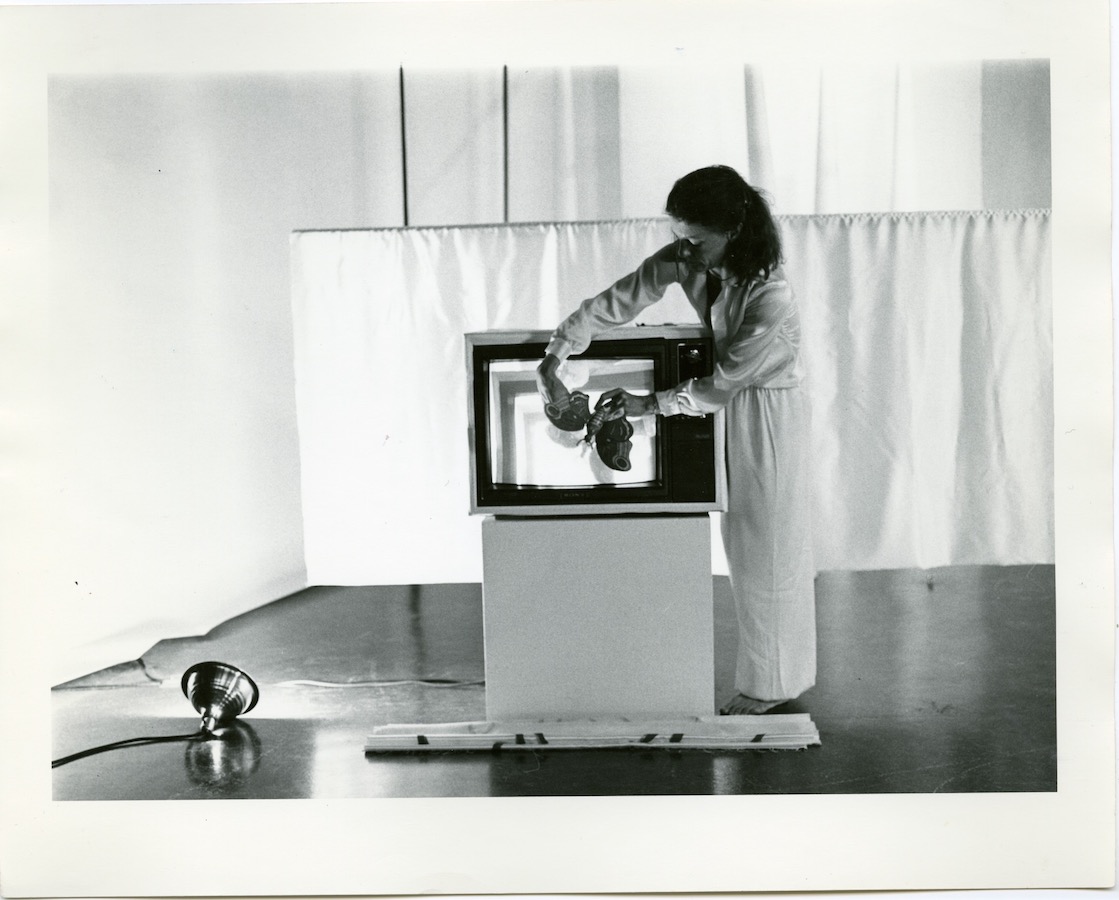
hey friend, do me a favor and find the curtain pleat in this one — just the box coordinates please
[292,210,1053,584]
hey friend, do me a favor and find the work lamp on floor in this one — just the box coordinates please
[182,661,260,733]
[52,661,260,767]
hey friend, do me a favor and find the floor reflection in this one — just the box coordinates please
[184,722,262,791]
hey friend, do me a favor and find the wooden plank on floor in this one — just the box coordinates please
[365,714,820,752]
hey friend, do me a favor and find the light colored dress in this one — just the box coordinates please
[546,242,817,702]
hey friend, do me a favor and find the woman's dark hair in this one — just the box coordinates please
[665,164,782,283]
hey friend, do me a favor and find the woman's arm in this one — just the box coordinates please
[596,387,659,418]
[656,278,798,416]
[535,352,567,406]
[545,243,681,363]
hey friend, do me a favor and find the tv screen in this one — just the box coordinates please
[466,327,725,516]
[486,356,658,487]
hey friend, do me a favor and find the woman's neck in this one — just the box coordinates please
[709,265,739,284]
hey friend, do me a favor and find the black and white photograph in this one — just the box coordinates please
[1,1,1113,897]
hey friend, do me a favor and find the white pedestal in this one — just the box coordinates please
[481,515,715,720]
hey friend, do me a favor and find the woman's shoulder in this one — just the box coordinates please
[637,241,690,284]
[737,264,790,294]
[763,262,789,283]
[649,241,683,265]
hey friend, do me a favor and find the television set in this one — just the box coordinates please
[465,326,726,516]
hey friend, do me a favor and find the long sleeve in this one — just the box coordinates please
[656,275,801,416]
[545,243,681,361]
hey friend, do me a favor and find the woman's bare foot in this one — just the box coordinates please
[719,693,788,715]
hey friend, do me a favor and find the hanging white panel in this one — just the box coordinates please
[348,71,409,227]
[948,212,1054,560]
[893,63,984,212]
[506,66,622,223]
[743,67,776,199]
[787,211,1053,569]
[749,62,995,214]
[815,63,905,213]
[403,68,505,226]
[817,63,986,213]
[292,211,1052,586]
[980,60,1052,210]
[617,65,749,218]
[746,64,821,215]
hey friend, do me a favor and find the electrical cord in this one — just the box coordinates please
[52,675,483,767]
[52,730,210,768]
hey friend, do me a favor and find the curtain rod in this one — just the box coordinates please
[292,209,1052,235]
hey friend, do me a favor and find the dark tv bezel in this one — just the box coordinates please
[466,328,726,517]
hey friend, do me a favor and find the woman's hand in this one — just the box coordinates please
[598,387,657,418]
[538,353,593,431]
[536,353,569,406]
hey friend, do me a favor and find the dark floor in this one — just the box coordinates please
[52,565,1057,799]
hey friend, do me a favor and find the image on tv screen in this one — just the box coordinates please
[487,358,658,487]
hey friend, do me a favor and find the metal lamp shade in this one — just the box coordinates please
[181,661,260,733]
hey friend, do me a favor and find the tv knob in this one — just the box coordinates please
[679,343,708,379]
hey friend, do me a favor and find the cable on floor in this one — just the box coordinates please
[52,731,209,768]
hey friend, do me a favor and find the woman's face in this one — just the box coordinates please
[670,217,731,274]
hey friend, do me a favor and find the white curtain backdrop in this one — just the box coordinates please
[292,210,1052,585]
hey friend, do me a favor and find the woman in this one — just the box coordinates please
[536,165,816,714]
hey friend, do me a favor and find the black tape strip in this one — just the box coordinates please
[535,733,548,745]
[417,735,429,745]
[670,733,684,743]
[640,733,657,743]
[515,733,526,745]
[751,733,766,743]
